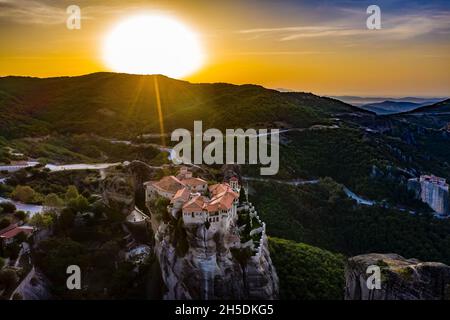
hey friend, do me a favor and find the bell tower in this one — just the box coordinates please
[229,176,240,193]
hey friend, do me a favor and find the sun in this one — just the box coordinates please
[102,14,205,78]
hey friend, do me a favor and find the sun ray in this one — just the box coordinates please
[153,76,166,147]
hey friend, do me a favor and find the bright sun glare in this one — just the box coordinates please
[102,14,205,78]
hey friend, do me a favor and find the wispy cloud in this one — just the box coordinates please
[230,50,335,56]
[238,12,450,42]
[0,0,65,24]
[0,0,144,25]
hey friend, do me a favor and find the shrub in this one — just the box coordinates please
[14,210,27,221]
[11,185,36,203]
[0,269,19,291]
[0,201,16,214]
[30,213,54,229]
[65,185,79,202]
[67,195,89,213]
[44,193,64,208]
[0,217,11,229]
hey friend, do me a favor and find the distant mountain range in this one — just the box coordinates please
[403,98,450,114]
[332,96,446,107]
[358,101,426,115]
[331,96,448,115]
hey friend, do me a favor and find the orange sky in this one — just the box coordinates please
[0,0,449,96]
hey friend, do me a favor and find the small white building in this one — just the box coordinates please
[126,207,149,224]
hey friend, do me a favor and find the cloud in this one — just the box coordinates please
[238,11,450,42]
[230,50,335,56]
[0,0,65,24]
[238,26,328,34]
[0,0,143,25]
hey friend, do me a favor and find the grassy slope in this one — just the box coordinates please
[0,73,366,139]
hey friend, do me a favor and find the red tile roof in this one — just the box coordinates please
[171,187,190,203]
[183,183,239,214]
[152,175,185,194]
[182,195,207,212]
[181,177,207,187]
[0,223,18,235]
[0,225,34,239]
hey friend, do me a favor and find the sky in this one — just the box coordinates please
[0,0,449,96]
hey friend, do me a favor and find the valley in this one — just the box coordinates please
[0,73,449,300]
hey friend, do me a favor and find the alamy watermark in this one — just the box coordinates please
[171,121,279,175]
[66,265,81,290]
[66,5,81,30]
[366,5,381,30]
[366,265,381,290]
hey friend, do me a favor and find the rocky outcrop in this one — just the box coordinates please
[12,268,52,300]
[126,160,161,197]
[101,161,161,215]
[154,220,278,300]
[345,253,450,300]
[101,171,135,215]
[244,236,279,299]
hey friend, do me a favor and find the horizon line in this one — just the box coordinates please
[0,71,448,99]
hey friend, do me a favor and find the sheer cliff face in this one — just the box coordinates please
[345,253,450,300]
[154,221,279,300]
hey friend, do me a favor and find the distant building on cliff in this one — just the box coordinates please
[144,167,241,233]
[408,175,449,216]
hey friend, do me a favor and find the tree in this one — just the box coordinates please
[34,238,86,288]
[4,242,20,259]
[44,193,64,210]
[154,197,171,222]
[0,217,11,229]
[14,210,27,221]
[268,237,345,300]
[90,241,120,269]
[67,195,89,213]
[11,185,36,203]
[30,213,54,229]
[65,185,79,202]
[0,269,18,291]
[58,208,75,232]
[14,231,28,243]
[0,201,16,214]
